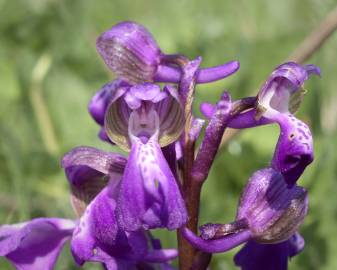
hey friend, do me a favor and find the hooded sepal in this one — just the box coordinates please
[62,146,127,217]
[256,62,320,119]
[237,168,308,244]
[105,83,184,151]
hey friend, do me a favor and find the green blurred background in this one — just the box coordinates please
[1,0,337,269]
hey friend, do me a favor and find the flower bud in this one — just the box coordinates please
[237,168,308,244]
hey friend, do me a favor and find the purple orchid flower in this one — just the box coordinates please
[63,146,179,268]
[201,62,320,186]
[0,147,178,270]
[96,21,240,85]
[103,83,188,231]
[182,168,308,269]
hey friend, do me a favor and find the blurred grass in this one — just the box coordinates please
[1,0,337,269]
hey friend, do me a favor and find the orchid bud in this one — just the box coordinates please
[237,168,308,244]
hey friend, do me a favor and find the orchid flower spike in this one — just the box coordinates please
[104,83,188,231]
[96,21,240,84]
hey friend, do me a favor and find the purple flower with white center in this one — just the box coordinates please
[103,83,188,230]
[96,21,240,85]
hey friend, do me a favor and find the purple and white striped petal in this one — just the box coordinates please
[96,21,161,84]
[105,83,184,151]
[62,146,127,217]
[237,168,308,243]
[0,218,75,270]
[257,62,320,119]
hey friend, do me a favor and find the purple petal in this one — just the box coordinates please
[130,83,162,102]
[227,109,273,129]
[287,232,305,257]
[62,146,126,216]
[96,21,161,84]
[70,185,119,266]
[304,64,321,77]
[154,60,240,84]
[0,218,74,270]
[98,128,114,144]
[182,227,251,253]
[234,233,304,270]
[117,137,187,231]
[89,80,129,126]
[143,249,178,263]
[200,102,216,119]
[234,240,289,270]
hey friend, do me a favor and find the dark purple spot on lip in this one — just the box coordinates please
[142,156,146,162]
[303,142,310,150]
[297,122,303,127]
[297,128,309,140]
[299,136,303,140]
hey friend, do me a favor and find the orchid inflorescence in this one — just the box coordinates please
[0,21,320,270]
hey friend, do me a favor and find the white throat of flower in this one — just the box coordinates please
[128,107,160,144]
[257,82,291,119]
